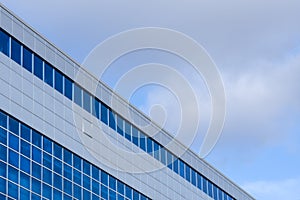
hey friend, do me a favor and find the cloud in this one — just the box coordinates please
[242,178,300,200]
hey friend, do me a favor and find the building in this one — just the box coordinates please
[0,4,254,200]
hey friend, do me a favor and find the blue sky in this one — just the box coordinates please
[2,1,300,199]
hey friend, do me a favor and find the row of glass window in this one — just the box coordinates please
[0,28,234,200]
[0,110,149,200]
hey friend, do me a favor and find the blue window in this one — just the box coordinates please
[109,189,116,200]
[74,184,82,199]
[63,148,72,165]
[84,189,91,200]
[53,188,62,200]
[54,158,62,174]
[34,55,43,80]
[64,179,72,195]
[32,178,41,194]
[8,165,18,183]
[73,169,81,185]
[20,188,30,199]
[74,84,82,107]
[64,77,73,100]
[186,165,191,182]
[218,189,223,200]
[146,137,153,154]
[101,103,108,125]
[31,130,41,147]
[116,115,124,136]
[43,183,52,199]
[203,178,208,194]
[11,38,21,65]
[153,141,160,161]
[191,169,197,186]
[44,63,53,87]
[20,155,30,173]
[224,193,229,200]
[83,160,91,175]
[179,160,185,178]
[101,171,108,186]
[92,98,100,119]
[63,163,72,180]
[92,165,99,180]
[21,124,30,142]
[109,176,116,190]
[101,185,108,199]
[55,70,63,94]
[173,158,179,174]
[125,186,132,199]
[0,111,7,128]
[23,46,33,72]
[9,117,19,135]
[43,137,52,154]
[54,143,62,159]
[9,133,19,151]
[213,184,218,200]
[117,181,124,195]
[8,182,18,199]
[64,194,72,200]
[139,132,146,151]
[83,174,91,189]
[124,121,131,141]
[160,148,166,165]
[73,154,82,170]
[21,140,30,158]
[54,173,62,190]
[83,90,91,112]
[208,180,213,197]
[0,161,6,177]
[0,144,7,161]
[32,162,41,179]
[32,146,41,163]
[20,171,30,189]
[0,29,9,56]
[43,152,52,169]
[133,190,139,200]
[167,151,173,170]
[132,126,139,146]
[9,149,19,167]
[0,177,6,193]
[43,168,52,185]
[109,109,116,130]
[92,179,99,195]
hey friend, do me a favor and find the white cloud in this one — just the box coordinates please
[242,178,300,200]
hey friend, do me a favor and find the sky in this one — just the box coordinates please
[1,1,300,199]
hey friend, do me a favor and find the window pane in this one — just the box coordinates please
[116,115,124,136]
[0,161,6,177]
[21,124,30,142]
[146,138,153,154]
[73,169,81,185]
[191,169,197,186]
[83,90,91,112]
[153,141,160,161]
[109,176,116,190]
[0,30,9,56]
[64,77,73,100]
[83,174,91,189]
[9,133,19,151]
[54,143,62,159]
[44,63,53,87]
[208,180,213,197]
[32,162,41,179]
[34,55,43,80]
[160,147,166,165]
[8,182,18,199]
[83,160,91,175]
[20,171,30,189]
[9,117,19,135]
[167,151,173,170]
[54,158,62,174]
[23,46,33,72]
[92,166,99,180]
[124,121,131,141]
[132,126,139,146]
[8,164,18,183]
[20,140,30,158]
[173,158,179,174]
[139,132,146,151]
[63,148,72,165]
[185,165,191,182]
[73,154,82,170]
[54,173,62,190]
[63,164,72,180]
[101,171,108,186]
[11,38,21,64]
[117,181,124,195]
[179,160,185,178]
[0,144,7,161]
[55,70,63,94]
[92,98,100,119]
[109,109,116,130]
[43,137,52,154]
[74,84,82,107]
[0,111,7,129]
[101,103,108,125]
[9,149,19,167]
[43,152,52,169]
[31,130,41,147]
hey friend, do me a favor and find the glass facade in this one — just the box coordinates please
[0,28,235,200]
[0,110,149,200]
